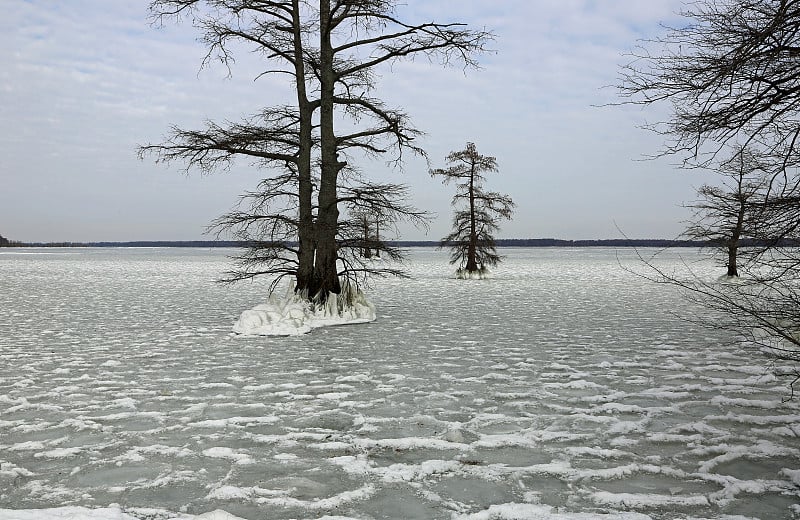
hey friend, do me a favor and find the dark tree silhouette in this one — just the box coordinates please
[0,235,9,247]
[208,174,428,293]
[618,0,800,381]
[684,146,772,277]
[141,0,491,307]
[432,142,514,278]
[618,0,800,170]
[348,208,376,259]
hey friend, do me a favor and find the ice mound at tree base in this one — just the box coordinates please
[456,267,491,280]
[232,283,376,336]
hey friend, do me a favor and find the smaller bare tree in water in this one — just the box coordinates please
[683,146,773,277]
[432,142,514,279]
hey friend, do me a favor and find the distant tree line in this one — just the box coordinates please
[7,238,786,248]
[0,235,25,247]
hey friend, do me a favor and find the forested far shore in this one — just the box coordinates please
[3,238,798,248]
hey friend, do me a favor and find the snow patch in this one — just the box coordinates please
[0,507,246,520]
[232,284,376,336]
[456,267,491,280]
[188,415,280,428]
[781,468,800,487]
[452,503,650,519]
[35,447,82,459]
[590,491,710,509]
[201,447,254,465]
[0,460,34,479]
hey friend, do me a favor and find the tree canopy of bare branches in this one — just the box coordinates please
[432,142,514,278]
[619,0,800,384]
[683,146,774,276]
[140,0,492,304]
[619,0,800,171]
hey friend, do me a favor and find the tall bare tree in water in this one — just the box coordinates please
[432,142,514,278]
[618,0,800,377]
[141,0,491,305]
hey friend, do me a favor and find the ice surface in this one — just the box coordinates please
[1,247,799,519]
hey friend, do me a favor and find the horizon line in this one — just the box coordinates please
[1,238,715,248]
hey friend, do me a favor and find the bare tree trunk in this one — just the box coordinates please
[727,199,745,277]
[293,0,315,295]
[314,0,342,299]
[375,220,380,258]
[726,244,738,277]
[362,216,372,258]
[296,111,315,294]
[466,160,478,272]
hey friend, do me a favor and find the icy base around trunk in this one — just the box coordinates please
[232,286,376,336]
[456,267,490,280]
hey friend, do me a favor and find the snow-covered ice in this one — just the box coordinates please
[0,506,243,520]
[0,247,799,519]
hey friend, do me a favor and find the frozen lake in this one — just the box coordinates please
[1,247,798,520]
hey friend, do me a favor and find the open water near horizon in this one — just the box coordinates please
[0,247,798,519]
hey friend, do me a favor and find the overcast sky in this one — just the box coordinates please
[1,0,708,243]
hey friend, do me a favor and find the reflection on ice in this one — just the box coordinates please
[0,247,799,519]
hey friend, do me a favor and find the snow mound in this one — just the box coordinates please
[232,284,376,336]
[456,267,491,280]
[452,503,650,519]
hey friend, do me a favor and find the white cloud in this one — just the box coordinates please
[1,0,696,242]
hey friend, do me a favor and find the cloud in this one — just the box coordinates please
[1,0,695,242]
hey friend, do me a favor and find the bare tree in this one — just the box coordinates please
[314,1,491,297]
[618,0,800,171]
[618,0,800,381]
[207,172,304,292]
[336,178,430,284]
[351,208,376,259]
[348,206,402,261]
[684,146,772,277]
[432,142,514,278]
[141,0,491,306]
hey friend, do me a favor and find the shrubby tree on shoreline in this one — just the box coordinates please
[141,0,491,307]
[432,142,514,279]
[618,0,800,383]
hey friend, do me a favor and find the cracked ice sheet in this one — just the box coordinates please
[1,247,799,519]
